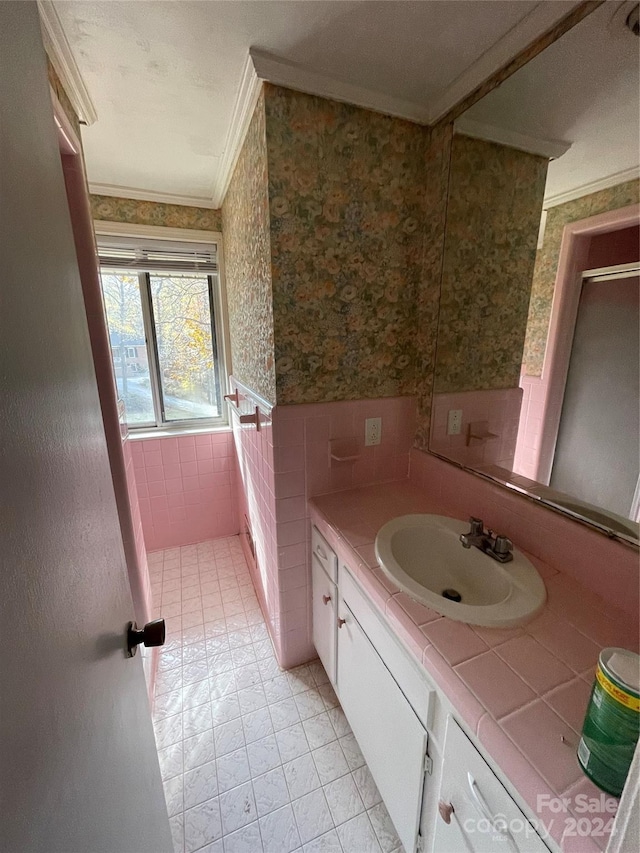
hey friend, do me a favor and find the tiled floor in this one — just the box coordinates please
[148,536,403,853]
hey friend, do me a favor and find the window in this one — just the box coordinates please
[97,235,226,430]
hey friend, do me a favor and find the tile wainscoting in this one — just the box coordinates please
[131,431,240,552]
[230,378,418,670]
[230,386,283,665]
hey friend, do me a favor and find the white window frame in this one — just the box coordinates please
[93,221,232,436]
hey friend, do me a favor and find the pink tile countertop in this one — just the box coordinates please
[309,481,639,853]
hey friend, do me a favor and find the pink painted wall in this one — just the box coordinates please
[59,121,152,626]
[430,388,522,470]
[410,448,638,618]
[121,424,153,622]
[586,224,639,268]
[131,431,239,551]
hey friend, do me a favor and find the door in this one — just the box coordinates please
[0,5,172,852]
[550,271,639,517]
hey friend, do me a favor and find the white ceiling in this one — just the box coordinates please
[51,0,579,206]
[463,1,640,204]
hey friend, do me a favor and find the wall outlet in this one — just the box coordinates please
[447,409,463,436]
[365,417,382,446]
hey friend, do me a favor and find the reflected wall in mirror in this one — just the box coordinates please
[428,2,640,543]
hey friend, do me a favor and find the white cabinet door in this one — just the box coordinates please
[337,601,428,853]
[312,556,337,686]
[433,717,549,853]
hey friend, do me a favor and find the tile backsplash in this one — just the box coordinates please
[410,448,639,619]
[272,395,417,668]
[430,387,522,470]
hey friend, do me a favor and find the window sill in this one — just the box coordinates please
[127,423,231,441]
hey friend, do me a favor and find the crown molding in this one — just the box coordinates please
[454,117,571,160]
[211,54,264,207]
[89,182,220,210]
[249,47,429,124]
[427,1,582,123]
[543,167,640,208]
[38,0,97,126]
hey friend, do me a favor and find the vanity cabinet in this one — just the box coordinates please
[311,527,338,686]
[338,594,430,853]
[434,717,549,853]
[309,524,552,853]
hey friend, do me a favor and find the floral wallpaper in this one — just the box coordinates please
[90,194,221,232]
[264,84,428,404]
[433,134,548,394]
[414,121,454,450]
[221,89,276,404]
[522,178,640,376]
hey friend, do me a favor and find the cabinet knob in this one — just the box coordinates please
[337,617,347,628]
[438,800,454,825]
[322,594,331,605]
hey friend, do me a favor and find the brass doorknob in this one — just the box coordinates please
[337,617,347,628]
[127,618,166,657]
[322,594,331,605]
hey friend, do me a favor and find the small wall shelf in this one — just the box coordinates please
[466,420,499,446]
[329,438,361,465]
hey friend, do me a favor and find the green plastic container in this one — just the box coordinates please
[578,648,640,797]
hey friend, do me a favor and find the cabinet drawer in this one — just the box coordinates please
[311,526,337,583]
[338,601,428,853]
[433,717,549,853]
[311,557,337,686]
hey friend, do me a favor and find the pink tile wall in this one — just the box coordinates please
[430,388,523,469]
[273,395,417,668]
[513,373,550,480]
[230,382,283,663]
[229,381,418,670]
[410,448,639,617]
[131,431,240,551]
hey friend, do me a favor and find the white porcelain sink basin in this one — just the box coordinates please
[375,514,546,627]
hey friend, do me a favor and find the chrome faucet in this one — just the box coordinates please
[460,517,514,563]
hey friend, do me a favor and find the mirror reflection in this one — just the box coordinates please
[429,3,640,543]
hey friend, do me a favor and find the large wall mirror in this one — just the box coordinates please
[429,2,640,545]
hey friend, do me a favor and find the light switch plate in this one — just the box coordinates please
[365,417,382,446]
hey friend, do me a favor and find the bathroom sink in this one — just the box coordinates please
[375,514,546,628]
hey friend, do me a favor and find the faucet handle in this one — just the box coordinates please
[493,535,513,556]
[468,517,484,535]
